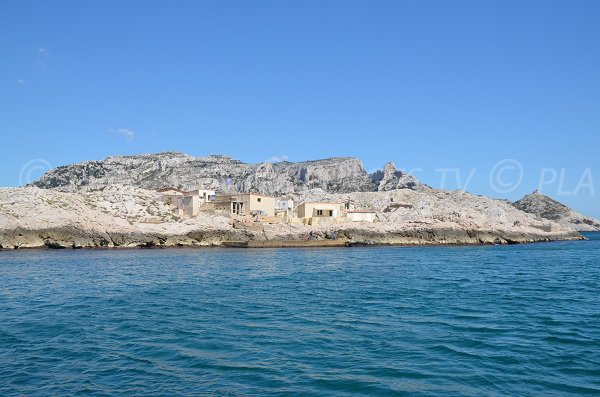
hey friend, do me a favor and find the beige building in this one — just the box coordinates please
[158,188,216,217]
[297,202,341,218]
[213,193,276,217]
[297,202,342,225]
[169,195,201,217]
[346,210,376,223]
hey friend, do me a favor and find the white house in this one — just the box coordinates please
[185,189,216,203]
[276,198,294,211]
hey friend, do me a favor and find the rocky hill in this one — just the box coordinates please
[0,185,582,250]
[513,191,600,232]
[31,152,423,195]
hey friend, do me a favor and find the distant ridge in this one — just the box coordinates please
[31,152,423,195]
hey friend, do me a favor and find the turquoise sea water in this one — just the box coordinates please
[1,234,599,396]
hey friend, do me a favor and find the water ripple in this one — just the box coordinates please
[1,234,600,396]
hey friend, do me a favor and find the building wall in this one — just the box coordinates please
[347,212,376,222]
[245,194,275,216]
[162,195,201,217]
[213,201,230,212]
[213,194,236,212]
[186,189,216,202]
[276,199,294,211]
[212,193,275,217]
[161,188,216,218]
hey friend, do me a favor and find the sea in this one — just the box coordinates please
[1,233,599,396]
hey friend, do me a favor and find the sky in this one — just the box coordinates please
[1,0,599,217]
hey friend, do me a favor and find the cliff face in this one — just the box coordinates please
[513,192,600,232]
[31,152,423,194]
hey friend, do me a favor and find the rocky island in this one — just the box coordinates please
[0,153,588,250]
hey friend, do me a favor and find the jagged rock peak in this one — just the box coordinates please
[383,161,397,176]
[373,161,422,191]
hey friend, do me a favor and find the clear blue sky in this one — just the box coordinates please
[2,0,599,217]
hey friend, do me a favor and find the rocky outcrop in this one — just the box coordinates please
[513,191,600,232]
[31,152,422,194]
[370,162,422,191]
[0,185,582,250]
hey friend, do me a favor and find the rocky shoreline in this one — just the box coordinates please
[0,210,584,251]
[0,228,584,251]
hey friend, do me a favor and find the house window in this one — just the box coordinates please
[317,209,323,216]
[257,198,262,202]
[328,210,333,216]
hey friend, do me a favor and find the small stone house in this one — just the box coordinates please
[213,193,276,217]
[158,188,216,217]
[296,202,342,225]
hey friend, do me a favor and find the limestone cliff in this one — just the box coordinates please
[513,191,600,232]
[31,152,422,194]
